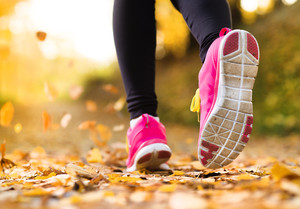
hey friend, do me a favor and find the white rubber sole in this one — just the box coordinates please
[199,30,260,169]
[126,143,172,172]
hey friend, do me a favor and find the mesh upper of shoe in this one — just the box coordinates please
[126,114,168,167]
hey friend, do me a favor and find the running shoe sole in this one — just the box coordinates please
[126,143,172,172]
[199,30,259,169]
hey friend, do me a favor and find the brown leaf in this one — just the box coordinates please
[0,141,16,171]
[36,31,47,41]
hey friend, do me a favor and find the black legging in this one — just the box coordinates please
[113,0,232,119]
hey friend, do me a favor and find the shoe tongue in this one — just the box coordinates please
[130,114,160,128]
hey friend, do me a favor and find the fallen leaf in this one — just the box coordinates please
[86,148,103,164]
[86,100,97,112]
[42,111,51,131]
[78,120,96,130]
[23,188,51,196]
[237,173,256,181]
[0,102,14,127]
[0,140,15,171]
[158,184,177,192]
[271,162,300,181]
[108,175,142,184]
[102,84,119,95]
[170,170,185,176]
[35,172,56,180]
[44,82,58,102]
[36,31,47,41]
[0,141,16,170]
[69,85,83,100]
[65,164,98,179]
[60,113,72,128]
[96,124,112,142]
[113,97,126,111]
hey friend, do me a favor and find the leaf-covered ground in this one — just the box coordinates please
[1,84,300,209]
[1,136,300,209]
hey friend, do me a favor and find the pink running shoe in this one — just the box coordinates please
[190,28,259,169]
[126,114,172,172]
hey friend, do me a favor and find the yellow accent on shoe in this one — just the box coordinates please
[190,88,200,122]
[126,136,129,153]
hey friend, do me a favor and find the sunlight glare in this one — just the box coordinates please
[257,0,274,15]
[11,0,116,64]
[241,0,258,12]
[282,0,298,5]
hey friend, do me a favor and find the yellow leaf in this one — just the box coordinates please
[158,184,177,192]
[14,123,22,133]
[70,195,82,203]
[0,102,14,127]
[86,100,97,112]
[96,124,112,142]
[44,82,58,101]
[170,170,185,176]
[86,148,103,163]
[271,162,300,181]
[35,172,56,180]
[108,174,142,183]
[23,188,51,196]
[103,191,115,197]
[237,173,256,181]
[197,185,204,190]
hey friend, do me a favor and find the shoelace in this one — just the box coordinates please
[190,88,200,122]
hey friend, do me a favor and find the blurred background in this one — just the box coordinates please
[0,0,300,153]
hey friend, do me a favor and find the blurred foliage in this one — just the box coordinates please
[249,1,300,135]
[155,0,189,59]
